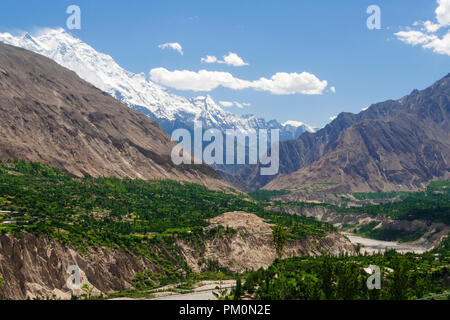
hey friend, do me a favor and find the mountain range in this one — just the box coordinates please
[0,42,229,189]
[1,28,448,194]
[0,28,315,141]
[226,74,450,192]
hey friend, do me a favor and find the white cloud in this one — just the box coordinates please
[201,55,218,64]
[423,30,450,55]
[395,29,450,55]
[252,72,328,95]
[395,30,437,45]
[219,101,250,108]
[150,68,250,91]
[222,52,249,67]
[330,86,336,93]
[158,42,183,55]
[329,115,337,121]
[424,20,441,33]
[150,68,328,95]
[282,120,305,127]
[436,0,450,26]
[219,101,234,107]
[395,0,450,56]
[200,52,249,67]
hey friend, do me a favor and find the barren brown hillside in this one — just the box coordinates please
[0,43,229,189]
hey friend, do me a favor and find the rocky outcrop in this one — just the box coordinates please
[176,212,354,273]
[0,233,171,300]
[0,213,354,299]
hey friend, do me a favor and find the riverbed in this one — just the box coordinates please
[344,233,428,254]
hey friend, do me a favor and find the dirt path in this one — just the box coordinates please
[150,280,236,300]
[112,280,236,301]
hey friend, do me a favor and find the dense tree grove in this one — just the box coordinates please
[272,181,450,242]
[0,161,333,289]
[342,181,450,224]
[0,160,449,300]
[243,242,450,300]
[277,181,450,224]
[0,161,333,245]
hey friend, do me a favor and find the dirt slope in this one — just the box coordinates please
[176,212,354,272]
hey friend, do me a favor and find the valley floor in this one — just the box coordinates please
[343,233,428,254]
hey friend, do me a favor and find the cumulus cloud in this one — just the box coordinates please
[395,0,450,56]
[251,72,328,95]
[222,52,249,67]
[158,42,183,55]
[201,55,218,64]
[330,86,336,93]
[424,21,441,33]
[436,0,450,26]
[423,30,450,55]
[219,101,234,107]
[395,30,437,45]
[149,68,328,95]
[150,68,250,91]
[200,52,249,67]
[329,115,337,121]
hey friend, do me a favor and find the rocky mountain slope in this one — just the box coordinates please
[265,74,450,192]
[0,42,228,188]
[0,28,314,141]
[226,74,450,192]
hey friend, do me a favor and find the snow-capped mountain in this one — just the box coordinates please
[0,28,314,140]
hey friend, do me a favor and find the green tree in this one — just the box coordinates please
[81,284,94,300]
[337,263,360,300]
[355,243,362,255]
[414,275,428,299]
[388,256,409,300]
[321,256,335,299]
[233,278,242,300]
[273,225,286,259]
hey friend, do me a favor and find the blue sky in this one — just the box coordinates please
[1,0,449,127]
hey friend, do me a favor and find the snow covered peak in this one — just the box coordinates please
[0,28,313,140]
[0,28,188,119]
[282,120,305,127]
[282,120,316,133]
